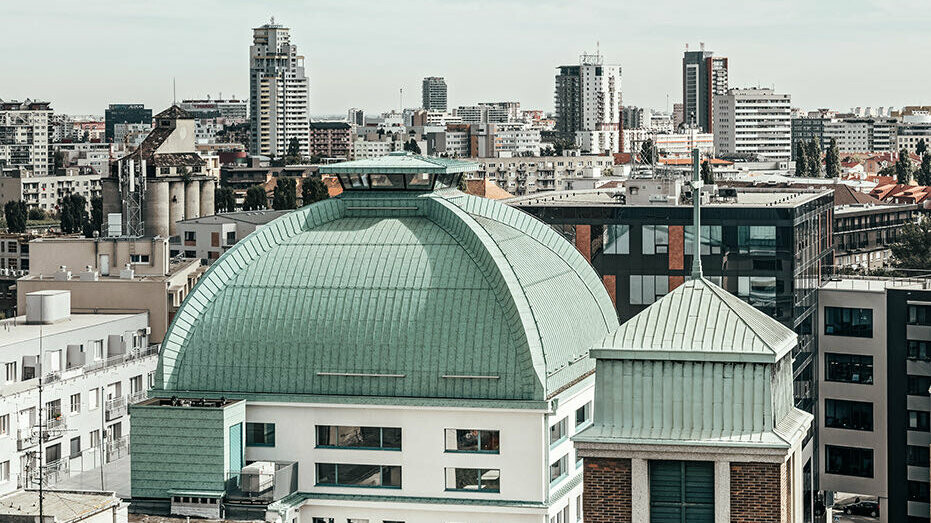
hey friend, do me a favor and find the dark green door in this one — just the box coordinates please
[649,460,714,523]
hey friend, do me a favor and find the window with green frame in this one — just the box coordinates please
[245,422,275,447]
[316,425,401,450]
[649,460,714,523]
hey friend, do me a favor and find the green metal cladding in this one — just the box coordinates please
[155,190,618,401]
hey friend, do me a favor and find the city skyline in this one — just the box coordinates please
[3,0,929,116]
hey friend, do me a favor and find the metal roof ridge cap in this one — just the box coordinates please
[589,348,776,364]
[701,278,789,355]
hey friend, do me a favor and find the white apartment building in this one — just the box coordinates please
[622,129,714,157]
[350,137,404,160]
[0,290,157,495]
[473,155,615,195]
[555,53,622,155]
[0,100,52,177]
[0,173,101,213]
[493,124,542,156]
[112,122,152,148]
[897,113,931,155]
[713,87,792,162]
[53,142,112,176]
[174,209,289,264]
[250,19,310,158]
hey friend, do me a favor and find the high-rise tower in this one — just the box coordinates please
[682,44,728,132]
[421,77,448,111]
[554,52,622,154]
[249,18,310,159]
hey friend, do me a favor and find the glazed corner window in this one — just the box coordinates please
[824,307,873,337]
[316,463,401,488]
[684,225,722,255]
[908,305,931,326]
[245,422,275,447]
[824,353,873,384]
[575,402,592,427]
[825,445,873,478]
[603,224,630,254]
[445,467,500,492]
[444,429,499,453]
[737,225,777,254]
[550,454,568,483]
[316,425,401,450]
[549,417,568,445]
[642,225,668,254]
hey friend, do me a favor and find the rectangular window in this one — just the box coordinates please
[4,362,16,383]
[908,305,931,326]
[316,426,401,450]
[0,415,8,436]
[70,436,81,457]
[444,429,499,453]
[575,402,592,428]
[684,225,722,255]
[92,340,103,360]
[603,224,630,254]
[824,307,873,337]
[908,340,931,361]
[642,225,669,254]
[184,231,196,242]
[909,410,930,431]
[825,445,873,478]
[550,417,568,445]
[738,225,777,255]
[129,254,150,264]
[907,445,930,466]
[908,376,931,396]
[824,353,873,384]
[245,422,275,447]
[649,460,714,522]
[70,393,81,415]
[315,463,401,488]
[0,461,7,482]
[824,399,873,431]
[89,388,99,410]
[89,430,101,448]
[444,468,499,492]
[909,481,931,502]
[630,275,669,305]
[550,454,568,483]
[577,494,582,521]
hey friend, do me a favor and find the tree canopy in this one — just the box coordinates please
[403,138,422,154]
[700,160,714,185]
[891,219,931,271]
[243,185,268,211]
[215,187,236,213]
[896,149,913,185]
[919,154,931,186]
[806,138,822,176]
[4,201,27,233]
[640,139,655,164]
[272,177,298,210]
[794,141,809,176]
[301,178,330,206]
[917,139,928,157]
[825,138,841,178]
[59,194,89,235]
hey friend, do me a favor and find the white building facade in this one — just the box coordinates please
[713,87,792,162]
[0,100,52,177]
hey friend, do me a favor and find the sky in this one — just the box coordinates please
[2,0,929,117]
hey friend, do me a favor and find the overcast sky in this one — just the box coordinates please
[3,0,928,117]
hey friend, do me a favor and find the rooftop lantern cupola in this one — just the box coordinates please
[320,151,477,192]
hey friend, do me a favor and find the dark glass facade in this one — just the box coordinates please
[104,103,152,143]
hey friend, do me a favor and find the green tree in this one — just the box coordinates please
[27,208,46,221]
[4,201,27,233]
[243,185,267,211]
[700,160,714,185]
[86,196,103,237]
[287,137,301,157]
[918,153,931,186]
[300,178,330,206]
[457,175,468,192]
[403,138,421,154]
[215,187,236,213]
[281,137,305,165]
[794,141,809,176]
[59,194,88,234]
[917,139,928,157]
[640,139,655,164]
[891,219,931,270]
[806,138,822,176]
[825,138,841,178]
[272,177,298,210]
[896,148,913,185]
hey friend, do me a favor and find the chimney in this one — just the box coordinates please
[54,266,71,281]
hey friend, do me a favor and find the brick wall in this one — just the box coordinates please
[731,462,783,523]
[603,274,617,306]
[583,457,632,523]
[668,225,684,270]
[575,225,592,261]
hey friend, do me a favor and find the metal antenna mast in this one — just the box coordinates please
[691,147,703,279]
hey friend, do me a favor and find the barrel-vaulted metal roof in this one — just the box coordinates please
[155,190,618,403]
[591,278,796,364]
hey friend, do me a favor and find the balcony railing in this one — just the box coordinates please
[225,461,298,503]
[105,396,127,421]
[83,344,159,373]
[17,428,38,451]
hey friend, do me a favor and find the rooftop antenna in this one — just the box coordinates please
[399,88,403,113]
[700,42,705,51]
[172,77,177,106]
[691,147,703,279]
[270,16,275,25]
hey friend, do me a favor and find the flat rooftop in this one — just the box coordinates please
[19,258,203,283]
[508,187,831,208]
[821,277,931,292]
[0,489,120,521]
[0,313,143,348]
[177,209,290,226]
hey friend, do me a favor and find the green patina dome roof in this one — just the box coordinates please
[156,190,618,402]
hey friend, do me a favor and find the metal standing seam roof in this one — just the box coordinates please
[591,278,796,364]
[155,190,617,402]
[318,151,480,175]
